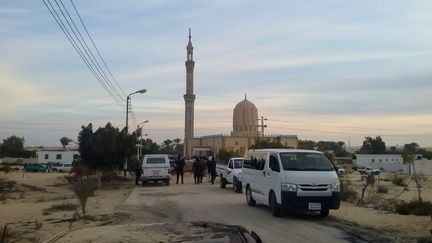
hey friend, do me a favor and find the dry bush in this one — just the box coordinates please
[395,200,432,216]
[377,185,388,193]
[70,178,96,214]
[391,174,405,186]
[340,179,357,202]
[43,203,78,215]
[21,184,46,192]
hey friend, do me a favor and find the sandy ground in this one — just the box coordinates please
[0,171,431,242]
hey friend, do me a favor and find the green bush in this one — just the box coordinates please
[391,174,405,186]
[377,185,388,193]
[395,200,432,216]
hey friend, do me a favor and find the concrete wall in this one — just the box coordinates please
[355,154,403,172]
[36,151,79,164]
[404,160,432,175]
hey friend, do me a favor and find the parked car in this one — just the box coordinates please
[242,149,340,217]
[216,157,243,193]
[55,163,73,173]
[140,154,171,186]
[25,164,48,172]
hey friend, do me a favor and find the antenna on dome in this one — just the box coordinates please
[244,93,247,100]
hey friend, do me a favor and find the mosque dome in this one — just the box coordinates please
[231,97,259,137]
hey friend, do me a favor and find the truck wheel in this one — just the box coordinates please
[166,180,170,186]
[233,177,241,193]
[269,191,281,217]
[142,181,147,186]
[320,209,329,217]
[220,176,226,189]
[246,185,256,206]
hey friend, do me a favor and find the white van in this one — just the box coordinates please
[141,154,171,186]
[242,149,340,217]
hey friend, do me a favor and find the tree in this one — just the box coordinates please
[60,137,72,148]
[249,137,288,149]
[0,135,25,157]
[297,140,316,150]
[218,148,243,163]
[316,141,349,157]
[402,145,422,202]
[359,136,386,154]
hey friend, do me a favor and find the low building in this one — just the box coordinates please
[355,154,403,172]
[36,150,79,164]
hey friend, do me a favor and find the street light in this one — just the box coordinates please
[124,88,147,176]
[125,89,147,133]
[137,120,149,130]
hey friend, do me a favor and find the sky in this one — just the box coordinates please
[0,0,431,147]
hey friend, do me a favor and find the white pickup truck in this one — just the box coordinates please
[358,166,380,175]
[216,157,243,193]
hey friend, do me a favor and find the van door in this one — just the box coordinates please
[264,153,282,205]
[252,153,268,203]
[143,157,169,178]
[226,159,234,182]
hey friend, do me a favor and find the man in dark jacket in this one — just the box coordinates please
[135,167,142,185]
[175,156,185,184]
[192,158,199,184]
[208,157,217,184]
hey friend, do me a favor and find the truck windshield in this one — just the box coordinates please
[234,159,243,168]
[279,153,334,171]
[146,158,166,164]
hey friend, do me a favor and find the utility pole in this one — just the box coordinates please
[258,116,268,137]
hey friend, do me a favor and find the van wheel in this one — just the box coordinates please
[142,181,147,186]
[320,209,329,217]
[220,176,226,189]
[246,186,256,206]
[166,180,170,186]
[269,191,281,217]
[233,177,241,193]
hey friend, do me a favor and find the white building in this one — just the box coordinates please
[37,150,79,164]
[355,154,403,172]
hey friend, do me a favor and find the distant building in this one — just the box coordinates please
[355,154,403,172]
[37,149,79,164]
[182,29,297,158]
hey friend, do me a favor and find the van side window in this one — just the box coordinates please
[269,155,280,172]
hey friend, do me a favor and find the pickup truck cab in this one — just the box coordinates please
[141,154,171,186]
[358,166,380,175]
[217,157,243,193]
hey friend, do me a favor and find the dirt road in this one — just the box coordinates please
[124,174,351,243]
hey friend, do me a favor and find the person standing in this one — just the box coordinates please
[135,167,142,185]
[209,157,217,185]
[192,157,199,184]
[175,155,185,184]
[198,158,205,183]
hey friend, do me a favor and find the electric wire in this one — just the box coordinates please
[52,0,125,104]
[41,0,125,109]
[56,0,125,102]
[69,0,127,97]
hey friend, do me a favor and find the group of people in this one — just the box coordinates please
[173,155,217,185]
[191,156,216,185]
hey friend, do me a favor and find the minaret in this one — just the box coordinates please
[184,28,195,156]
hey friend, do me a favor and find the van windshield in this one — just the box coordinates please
[234,159,243,168]
[146,158,166,164]
[279,152,334,171]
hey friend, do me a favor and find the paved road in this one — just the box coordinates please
[124,175,350,243]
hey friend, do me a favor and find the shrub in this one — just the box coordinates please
[395,200,432,216]
[391,174,405,186]
[377,185,388,193]
[70,178,96,214]
[340,179,357,202]
[43,203,78,214]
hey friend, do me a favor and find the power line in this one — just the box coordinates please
[41,0,126,109]
[69,0,127,97]
[55,0,125,102]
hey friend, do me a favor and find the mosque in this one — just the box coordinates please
[183,29,298,158]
